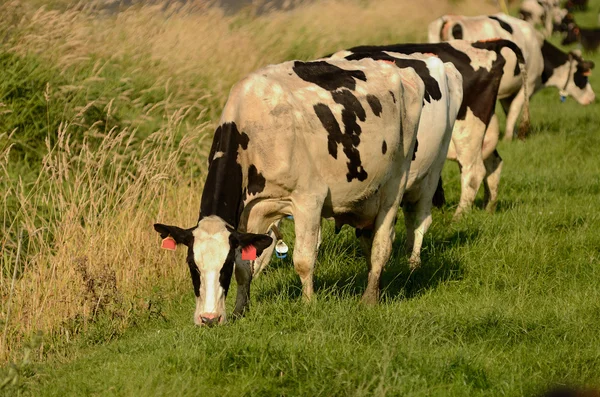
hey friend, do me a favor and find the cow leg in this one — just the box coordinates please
[291,200,323,301]
[233,259,253,318]
[451,122,487,219]
[502,89,526,141]
[483,149,503,212]
[361,196,400,305]
[403,202,417,256]
[234,213,280,317]
[252,224,278,277]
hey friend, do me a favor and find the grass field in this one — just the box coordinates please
[1,0,600,395]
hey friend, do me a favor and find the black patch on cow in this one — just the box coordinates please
[186,246,201,297]
[389,90,396,103]
[412,138,418,161]
[366,94,383,116]
[452,24,463,39]
[247,165,266,195]
[344,53,442,103]
[541,40,570,85]
[489,16,514,33]
[432,177,446,208]
[292,60,367,91]
[219,245,236,296]
[381,140,387,154]
[200,121,248,228]
[573,65,589,89]
[344,40,522,131]
[313,97,368,182]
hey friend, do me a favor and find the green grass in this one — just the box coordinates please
[3,2,600,397]
[10,91,600,395]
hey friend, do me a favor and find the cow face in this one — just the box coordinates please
[154,216,272,326]
[561,23,580,45]
[564,53,596,105]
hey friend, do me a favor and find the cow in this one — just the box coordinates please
[519,0,567,37]
[429,13,595,142]
[564,0,588,11]
[154,58,425,325]
[429,13,595,211]
[333,39,527,217]
[323,52,463,268]
[562,23,600,52]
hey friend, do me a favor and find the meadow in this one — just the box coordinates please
[1,0,600,395]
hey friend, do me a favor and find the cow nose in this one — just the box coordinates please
[200,313,221,326]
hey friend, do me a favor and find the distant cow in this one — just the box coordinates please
[326,52,463,268]
[430,13,595,141]
[564,0,588,11]
[562,23,600,52]
[337,40,527,216]
[154,58,425,325]
[519,0,566,37]
[429,13,595,210]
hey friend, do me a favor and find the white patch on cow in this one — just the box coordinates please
[213,151,224,160]
[192,216,231,324]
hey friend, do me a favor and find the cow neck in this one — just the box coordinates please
[541,41,569,82]
[199,122,248,229]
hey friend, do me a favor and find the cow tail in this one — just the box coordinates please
[517,55,530,140]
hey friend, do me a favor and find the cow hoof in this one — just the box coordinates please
[409,257,421,270]
[361,292,379,305]
[485,202,498,213]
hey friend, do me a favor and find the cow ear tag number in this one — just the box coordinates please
[161,236,177,251]
[242,245,257,261]
[275,240,289,259]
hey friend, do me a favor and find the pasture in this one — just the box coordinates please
[1,0,600,395]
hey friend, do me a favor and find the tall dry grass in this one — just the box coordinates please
[0,0,498,363]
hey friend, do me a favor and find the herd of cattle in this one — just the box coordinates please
[154,2,597,326]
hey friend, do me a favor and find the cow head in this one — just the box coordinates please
[561,23,580,45]
[154,216,272,326]
[554,13,575,33]
[563,51,595,105]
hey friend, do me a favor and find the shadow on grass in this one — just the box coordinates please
[255,225,480,303]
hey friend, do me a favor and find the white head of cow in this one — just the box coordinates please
[546,49,596,105]
[154,216,273,326]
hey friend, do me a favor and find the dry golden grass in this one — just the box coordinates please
[0,0,498,363]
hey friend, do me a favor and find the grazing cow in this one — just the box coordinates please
[429,13,595,210]
[154,58,425,324]
[335,40,527,217]
[429,13,595,142]
[554,12,576,33]
[326,52,463,268]
[564,0,588,11]
[519,0,566,37]
[562,23,600,52]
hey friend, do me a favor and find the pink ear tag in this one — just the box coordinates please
[241,245,257,261]
[161,236,177,251]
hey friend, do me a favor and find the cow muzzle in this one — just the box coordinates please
[197,312,223,327]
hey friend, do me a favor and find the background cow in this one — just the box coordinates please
[325,52,464,268]
[337,40,527,216]
[154,58,425,324]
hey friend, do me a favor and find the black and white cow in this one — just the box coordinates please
[519,0,566,37]
[154,58,425,325]
[429,13,595,141]
[334,39,527,217]
[562,23,600,52]
[324,53,463,268]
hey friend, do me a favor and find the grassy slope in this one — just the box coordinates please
[4,2,600,397]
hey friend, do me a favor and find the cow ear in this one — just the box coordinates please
[230,231,273,258]
[154,223,194,247]
[585,60,595,70]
